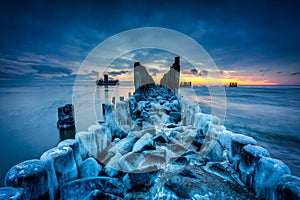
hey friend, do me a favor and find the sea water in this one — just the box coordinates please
[0,84,299,185]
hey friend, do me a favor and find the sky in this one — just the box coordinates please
[0,0,300,85]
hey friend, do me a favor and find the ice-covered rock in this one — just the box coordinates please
[178,168,199,179]
[231,134,257,169]
[132,133,155,153]
[76,131,98,158]
[124,191,152,200]
[0,187,26,200]
[123,170,158,192]
[104,152,123,177]
[103,103,126,139]
[107,135,138,155]
[88,123,109,153]
[206,140,223,162]
[169,111,181,123]
[140,149,167,171]
[59,177,124,199]
[85,189,122,200]
[5,159,50,200]
[58,138,82,167]
[153,132,169,144]
[218,130,233,150]
[115,100,130,126]
[238,144,270,187]
[276,174,300,200]
[165,176,191,199]
[254,157,291,200]
[79,157,102,178]
[151,186,179,200]
[119,152,146,172]
[40,146,78,198]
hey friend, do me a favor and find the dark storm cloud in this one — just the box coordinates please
[190,68,198,75]
[109,70,131,76]
[199,70,208,76]
[289,72,300,76]
[0,0,300,84]
[259,69,270,76]
[31,65,72,75]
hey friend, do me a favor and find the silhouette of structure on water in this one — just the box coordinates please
[96,72,119,86]
[229,82,238,87]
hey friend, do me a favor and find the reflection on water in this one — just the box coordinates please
[59,127,76,141]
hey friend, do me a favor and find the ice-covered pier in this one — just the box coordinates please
[1,57,299,200]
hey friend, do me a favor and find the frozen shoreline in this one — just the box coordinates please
[1,85,299,199]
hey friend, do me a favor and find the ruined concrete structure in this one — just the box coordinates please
[133,57,181,93]
[160,56,180,93]
[133,62,155,91]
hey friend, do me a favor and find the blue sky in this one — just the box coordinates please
[0,0,300,85]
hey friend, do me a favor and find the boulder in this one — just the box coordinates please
[79,157,102,178]
[254,157,291,200]
[60,177,124,199]
[5,159,50,200]
[0,187,26,200]
[238,145,270,187]
[231,134,257,169]
[132,133,155,153]
[276,175,300,200]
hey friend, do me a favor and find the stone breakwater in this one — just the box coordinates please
[1,85,299,200]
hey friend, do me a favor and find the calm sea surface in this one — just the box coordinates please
[0,85,299,185]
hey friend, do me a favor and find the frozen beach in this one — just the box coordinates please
[0,84,299,187]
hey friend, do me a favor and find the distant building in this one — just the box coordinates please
[96,72,119,86]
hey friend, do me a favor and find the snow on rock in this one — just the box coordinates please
[238,144,270,187]
[84,189,122,200]
[0,187,26,200]
[58,138,82,167]
[40,146,78,198]
[231,134,257,169]
[132,133,155,153]
[254,157,291,200]
[5,159,50,200]
[276,174,300,200]
[79,157,102,178]
[59,177,124,199]
[123,170,158,192]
